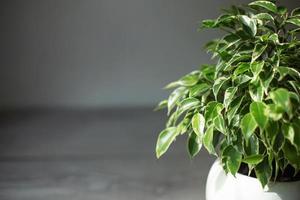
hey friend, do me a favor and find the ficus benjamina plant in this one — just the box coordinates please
[155,0,300,187]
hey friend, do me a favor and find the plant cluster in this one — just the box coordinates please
[155,0,300,187]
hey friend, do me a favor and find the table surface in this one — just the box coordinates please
[0,108,214,200]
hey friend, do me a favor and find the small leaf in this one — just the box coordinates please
[254,13,274,21]
[241,113,257,140]
[205,101,224,124]
[250,102,268,129]
[234,63,250,77]
[269,88,291,113]
[265,104,283,121]
[177,97,200,116]
[203,125,216,155]
[224,87,238,110]
[239,15,257,37]
[254,157,272,188]
[243,154,264,165]
[188,131,202,157]
[291,7,300,16]
[222,145,242,176]
[154,100,168,111]
[227,96,244,124]
[213,77,229,99]
[192,113,205,136]
[213,115,227,135]
[249,83,264,102]
[252,44,267,62]
[249,1,277,13]
[189,83,210,97]
[282,123,295,146]
[286,18,300,27]
[167,87,187,114]
[251,61,264,80]
[283,140,300,169]
[156,127,178,158]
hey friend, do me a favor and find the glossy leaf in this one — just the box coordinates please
[156,127,178,158]
[252,44,267,62]
[241,113,257,140]
[239,15,257,37]
[222,145,242,175]
[250,102,268,129]
[286,18,300,27]
[243,154,264,165]
[249,1,277,13]
[203,125,216,155]
[224,87,238,110]
[188,131,202,157]
[167,87,187,114]
[192,113,205,136]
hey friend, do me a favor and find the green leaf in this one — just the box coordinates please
[213,77,229,99]
[249,83,264,102]
[224,87,238,110]
[265,104,283,121]
[222,145,242,176]
[177,97,200,116]
[250,61,264,81]
[189,83,210,97]
[291,7,300,16]
[265,120,279,147]
[254,13,274,21]
[286,18,300,27]
[243,154,264,165]
[192,113,205,136]
[252,44,267,62]
[240,113,257,141]
[292,118,300,153]
[188,131,202,157]
[249,1,277,13]
[227,96,244,124]
[277,67,300,81]
[269,88,291,113]
[156,127,178,158]
[202,19,218,28]
[283,140,300,169]
[254,157,272,188]
[167,87,187,114]
[282,123,295,146]
[205,101,224,124]
[203,125,216,155]
[154,100,168,111]
[213,115,227,135]
[233,63,250,77]
[239,15,257,37]
[250,102,268,129]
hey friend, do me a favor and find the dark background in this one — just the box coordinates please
[0,0,298,199]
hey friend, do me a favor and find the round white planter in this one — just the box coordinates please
[206,160,300,200]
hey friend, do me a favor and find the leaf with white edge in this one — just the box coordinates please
[292,118,300,152]
[177,97,200,116]
[213,77,229,99]
[282,123,295,146]
[167,87,187,114]
[287,18,300,27]
[234,63,250,77]
[283,140,300,169]
[265,104,283,121]
[249,83,264,102]
[249,1,277,13]
[265,120,279,147]
[213,115,227,135]
[291,7,300,16]
[243,154,264,165]
[203,125,216,155]
[189,83,210,97]
[254,13,274,21]
[222,145,242,176]
[156,127,178,158]
[251,61,264,80]
[252,44,267,62]
[254,157,272,188]
[204,101,224,124]
[192,113,205,136]
[224,87,238,110]
[239,15,257,37]
[269,88,291,113]
[241,113,257,141]
[277,67,300,81]
[250,102,268,129]
[154,100,168,111]
[268,33,279,44]
[188,131,202,157]
[227,96,244,124]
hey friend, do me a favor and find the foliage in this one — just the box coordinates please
[155,0,300,187]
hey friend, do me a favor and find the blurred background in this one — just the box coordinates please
[0,0,297,199]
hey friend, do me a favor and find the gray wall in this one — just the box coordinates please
[0,0,298,108]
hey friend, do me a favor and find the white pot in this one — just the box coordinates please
[206,160,300,200]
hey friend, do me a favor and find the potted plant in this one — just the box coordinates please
[155,0,300,199]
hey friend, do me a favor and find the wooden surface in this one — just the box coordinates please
[0,108,214,200]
